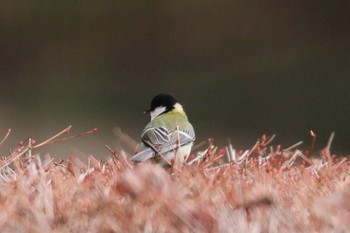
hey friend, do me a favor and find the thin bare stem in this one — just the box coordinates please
[262,134,276,147]
[295,150,313,165]
[0,148,29,170]
[284,141,303,152]
[105,145,115,155]
[143,140,172,166]
[326,131,335,152]
[174,126,185,165]
[244,140,260,161]
[0,128,11,147]
[192,140,206,150]
[306,130,317,157]
[33,126,72,149]
[35,127,97,148]
[204,153,225,168]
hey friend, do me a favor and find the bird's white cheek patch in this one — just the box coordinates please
[174,103,183,110]
[151,106,166,121]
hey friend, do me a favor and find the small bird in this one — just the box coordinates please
[131,94,195,167]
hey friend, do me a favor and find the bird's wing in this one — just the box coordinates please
[130,127,170,162]
[141,127,171,146]
[142,127,195,154]
[130,147,155,162]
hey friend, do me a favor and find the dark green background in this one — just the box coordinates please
[0,1,349,157]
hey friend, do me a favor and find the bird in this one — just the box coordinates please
[131,94,195,167]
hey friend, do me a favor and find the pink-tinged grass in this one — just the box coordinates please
[0,127,349,232]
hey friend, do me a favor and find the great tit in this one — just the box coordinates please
[131,94,195,167]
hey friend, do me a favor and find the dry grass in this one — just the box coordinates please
[0,128,349,233]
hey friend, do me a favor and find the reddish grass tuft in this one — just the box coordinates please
[0,128,349,232]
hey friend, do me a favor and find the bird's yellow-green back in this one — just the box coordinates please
[145,108,192,132]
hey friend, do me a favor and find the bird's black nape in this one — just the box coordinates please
[148,94,178,112]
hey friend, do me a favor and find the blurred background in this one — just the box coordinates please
[0,1,349,158]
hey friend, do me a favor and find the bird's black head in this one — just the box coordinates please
[148,93,178,112]
[150,94,177,111]
[145,94,185,121]
[145,94,177,113]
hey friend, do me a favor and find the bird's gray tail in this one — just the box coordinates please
[130,148,155,162]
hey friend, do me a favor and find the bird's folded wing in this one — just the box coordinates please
[130,147,155,162]
[142,127,195,154]
[141,127,171,145]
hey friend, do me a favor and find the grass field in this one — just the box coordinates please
[0,127,349,232]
